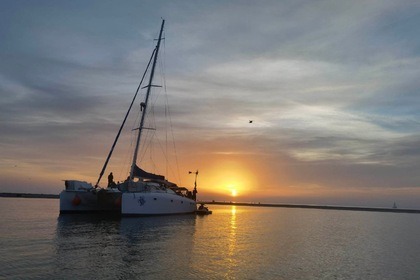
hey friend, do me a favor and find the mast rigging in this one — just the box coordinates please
[129,19,165,182]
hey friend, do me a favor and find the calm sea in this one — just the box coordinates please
[1,197,420,279]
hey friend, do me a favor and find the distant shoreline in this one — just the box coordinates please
[0,193,59,199]
[1,193,419,214]
[201,201,420,214]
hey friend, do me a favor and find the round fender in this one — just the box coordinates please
[72,195,81,206]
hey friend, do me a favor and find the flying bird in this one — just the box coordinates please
[249,120,253,123]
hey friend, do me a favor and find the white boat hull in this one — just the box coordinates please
[59,190,121,214]
[122,192,196,215]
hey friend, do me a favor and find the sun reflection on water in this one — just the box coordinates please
[231,205,237,217]
[226,206,238,274]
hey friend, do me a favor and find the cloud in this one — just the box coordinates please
[0,0,419,207]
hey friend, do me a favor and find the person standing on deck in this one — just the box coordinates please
[108,172,114,187]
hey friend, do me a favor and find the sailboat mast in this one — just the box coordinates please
[94,48,156,187]
[129,19,165,181]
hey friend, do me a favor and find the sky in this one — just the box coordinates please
[1,0,420,208]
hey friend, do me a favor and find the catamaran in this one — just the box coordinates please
[59,19,197,215]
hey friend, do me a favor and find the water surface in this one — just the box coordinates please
[1,198,419,279]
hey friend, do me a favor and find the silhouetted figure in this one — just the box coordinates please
[108,172,114,188]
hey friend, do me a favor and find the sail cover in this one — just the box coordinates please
[133,165,165,180]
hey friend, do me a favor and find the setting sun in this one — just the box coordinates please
[199,160,257,200]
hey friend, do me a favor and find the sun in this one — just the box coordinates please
[202,160,257,199]
[226,183,238,197]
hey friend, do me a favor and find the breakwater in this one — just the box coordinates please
[0,193,59,199]
[201,201,420,214]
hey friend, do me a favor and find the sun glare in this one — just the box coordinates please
[202,160,257,199]
[231,189,238,197]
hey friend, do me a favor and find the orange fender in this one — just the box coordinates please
[115,196,122,207]
[72,195,81,206]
